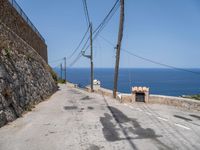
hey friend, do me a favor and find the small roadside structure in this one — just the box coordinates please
[93,79,101,90]
[86,79,101,92]
[132,86,149,103]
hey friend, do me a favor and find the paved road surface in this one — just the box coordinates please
[0,85,200,150]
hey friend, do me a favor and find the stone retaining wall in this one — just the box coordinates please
[0,21,57,127]
[0,0,47,62]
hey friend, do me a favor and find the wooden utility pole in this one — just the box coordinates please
[60,63,63,80]
[82,23,94,92]
[113,0,124,98]
[64,57,67,83]
[90,23,94,92]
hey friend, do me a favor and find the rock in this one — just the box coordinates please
[4,106,17,122]
[0,64,6,79]
[0,111,7,127]
[0,21,57,127]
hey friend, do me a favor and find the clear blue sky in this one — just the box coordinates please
[16,0,200,68]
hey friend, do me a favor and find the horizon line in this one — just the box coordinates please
[52,67,200,69]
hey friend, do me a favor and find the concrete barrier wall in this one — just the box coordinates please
[96,88,113,98]
[90,86,200,111]
[149,95,200,111]
[0,0,47,62]
[92,87,132,103]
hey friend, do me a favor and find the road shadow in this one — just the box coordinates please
[81,96,93,101]
[68,89,82,95]
[100,94,171,150]
[174,115,192,121]
[87,144,101,150]
[88,106,94,110]
[63,106,78,110]
[190,114,200,120]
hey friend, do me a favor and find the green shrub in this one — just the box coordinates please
[191,94,200,100]
[5,48,11,58]
[49,68,58,82]
[182,94,200,101]
[57,79,66,84]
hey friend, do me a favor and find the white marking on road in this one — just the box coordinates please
[157,116,168,121]
[136,108,142,111]
[129,106,134,109]
[115,103,120,106]
[145,112,152,116]
[175,123,191,130]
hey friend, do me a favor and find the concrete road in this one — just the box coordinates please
[0,85,200,150]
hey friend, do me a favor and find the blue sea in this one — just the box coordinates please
[54,68,200,96]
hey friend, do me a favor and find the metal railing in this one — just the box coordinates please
[8,0,45,42]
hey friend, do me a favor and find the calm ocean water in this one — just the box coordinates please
[54,68,200,96]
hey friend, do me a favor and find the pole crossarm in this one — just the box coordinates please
[82,52,91,59]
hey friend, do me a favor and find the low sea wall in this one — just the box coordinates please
[149,95,200,111]
[84,86,200,111]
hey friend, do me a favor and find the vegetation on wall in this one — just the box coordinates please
[182,94,200,101]
[49,67,58,82]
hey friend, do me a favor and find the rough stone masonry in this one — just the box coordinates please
[0,0,48,62]
[0,0,57,127]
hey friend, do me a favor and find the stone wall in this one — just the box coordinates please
[91,86,200,111]
[0,21,57,127]
[149,95,200,111]
[0,0,47,62]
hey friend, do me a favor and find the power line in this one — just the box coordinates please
[67,25,90,59]
[82,0,90,25]
[93,0,120,33]
[81,0,120,53]
[68,0,120,67]
[99,34,116,47]
[69,52,82,67]
[99,35,200,76]
[51,0,91,65]
[67,0,91,66]
[122,50,200,75]
[93,0,120,40]
[84,0,90,23]
[82,0,88,25]
[65,0,91,66]
[49,58,63,63]
[61,0,90,65]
